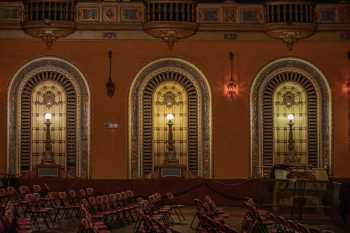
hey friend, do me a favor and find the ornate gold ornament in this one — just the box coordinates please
[162,91,177,107]
[282,91,296,108]
[42,91,57,108]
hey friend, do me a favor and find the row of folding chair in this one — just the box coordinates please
[81,190,139,228]
[196,213,238,233]
[134,198,180,233]
[191,195,229,229]
[0,184,51,205]
[242,198,334,233]
[148,192,186,224]
[0,187,18,204]
[0,201,32,233]
[78,204,110,233]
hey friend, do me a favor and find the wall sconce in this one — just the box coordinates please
[106,50,116,97]
[346,80,350,96]
[225,52,238,99]
[346,52,350,96]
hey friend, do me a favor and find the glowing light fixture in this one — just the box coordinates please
[167,113,174,124]
[226,52,238,99]
[287,114,295,121]
[44,112,52,121]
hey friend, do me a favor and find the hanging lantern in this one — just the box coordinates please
[225,52,238,98]
[106,50,116,97]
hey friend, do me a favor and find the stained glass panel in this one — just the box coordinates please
[152,81,188,169]
[31,80,66,171]
[273,81,308,165]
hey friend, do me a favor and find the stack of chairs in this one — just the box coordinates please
[242,198,335,233]
[191,195,237,233]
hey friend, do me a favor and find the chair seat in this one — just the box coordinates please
[31,207,52,212]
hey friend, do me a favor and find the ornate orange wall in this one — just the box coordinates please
[0,38,349,179]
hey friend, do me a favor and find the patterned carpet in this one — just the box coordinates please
[32,207,348,233]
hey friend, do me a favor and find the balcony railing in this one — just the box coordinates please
[24,0,75,21]
[265,1,315,24]
[144,0,198,48]
[146,0,196,23]
[264,0,317,49]
[23,0,76,47]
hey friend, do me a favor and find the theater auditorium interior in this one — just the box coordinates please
[0,0,350,232]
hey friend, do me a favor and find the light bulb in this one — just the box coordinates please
[287,114,294,121]
[44,113,52,121]
[167,113,174,122]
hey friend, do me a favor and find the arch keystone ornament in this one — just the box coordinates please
[8,57,91,177]
[250,57,332,177]
[129,58,212,178]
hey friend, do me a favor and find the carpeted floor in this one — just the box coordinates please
[32,207,348,233]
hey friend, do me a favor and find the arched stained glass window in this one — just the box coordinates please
[152,81,188,169]
[31,80,67,171]
[273,81,308,165]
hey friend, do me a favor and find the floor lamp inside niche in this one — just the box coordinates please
[154,113,187,177]
[35,112,61,177]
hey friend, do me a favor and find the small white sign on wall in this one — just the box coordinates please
[104,121,118,129]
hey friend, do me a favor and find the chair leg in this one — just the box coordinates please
[190,213,198,229]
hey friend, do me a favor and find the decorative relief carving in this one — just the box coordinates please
[223,7,237,23]
[337,5,350,23]
[120,7,143,22]
[224,33,238,40]
[317,7,336,23]
[102,6,118,23]
[240,7,263,24]
[340,32,350,40]
[103,31,117,39]
[282,91,296,108]
[78,7,100,22]
[0,6,21,21]
[199,8,220,23]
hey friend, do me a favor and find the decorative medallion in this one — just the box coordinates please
[282,91,296,108]
[42,91,57,108]
[103,7,117,23]
[199,8,219,23]
[162,91,177,107]
[223,7,237,23]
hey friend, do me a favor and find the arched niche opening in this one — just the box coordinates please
[129,58,212,178]
[250,57,332,177]
[7,57,90,177]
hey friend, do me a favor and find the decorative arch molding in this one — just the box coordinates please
[250,57,332,177]
[129,58,212,178]
[7,57,91,177]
